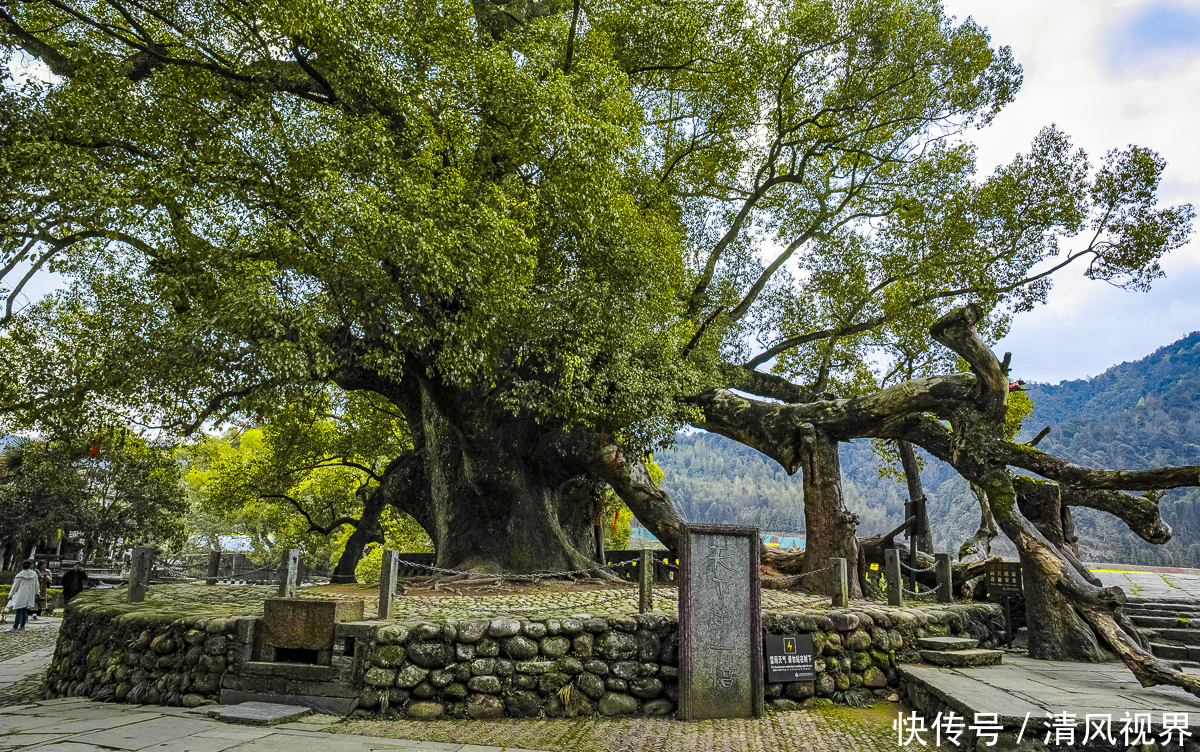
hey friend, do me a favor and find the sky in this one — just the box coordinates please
[941,0,1200,383]
[8,1,1200,385]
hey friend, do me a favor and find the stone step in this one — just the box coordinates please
[918,649,1004,668]
[1144,628,1200,647]
[1130,615,1199,629]
[1126,600,1200,612]
[1132,613,1200,625]
[1126,608,1200,620]
[1149,642,1200,663]
[915,636,979,651]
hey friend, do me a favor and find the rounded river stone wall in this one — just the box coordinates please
[43,591,1003,719]
[43,600,242,708]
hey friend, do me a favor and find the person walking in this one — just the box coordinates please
[4,560,39,631]
[60,562,89,603]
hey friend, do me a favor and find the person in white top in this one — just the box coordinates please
[5,560,40,631]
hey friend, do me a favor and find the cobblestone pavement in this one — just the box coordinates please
[0,618,60,664]
[0,617,59,708]
[334,702,911,752]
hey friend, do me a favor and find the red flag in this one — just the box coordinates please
[612,510,619,532]
[88,441,100,458]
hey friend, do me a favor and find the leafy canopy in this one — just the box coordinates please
[0,0,1190,454]
[183,388,429,564]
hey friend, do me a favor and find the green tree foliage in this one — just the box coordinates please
[0,432,187,560]
[0,0,1191,572]
[183,389,430,569]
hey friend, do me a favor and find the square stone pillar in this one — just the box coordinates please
[935,552,953,603]
[830,557,848,608]
[278,549,300,599]
[638,548,654,613]
[206,551,221,586]
[679,524,763,721]
[379,549,400,619]
[885,548,904,607]
[128,547,154,603]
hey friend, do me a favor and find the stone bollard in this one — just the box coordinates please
[639,548,654,613]
[379,549,400,619]
[830,557,848,608]
[128,547,154,603]
[278,549,300,598]
[885,548,904,607]
[935,552,953,603]
[206,550,221,586]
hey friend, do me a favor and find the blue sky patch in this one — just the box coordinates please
[1105,1,1200,77]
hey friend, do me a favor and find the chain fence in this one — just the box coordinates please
[899,560,937,574]
[762,561,837,582]
[902,582,942,596]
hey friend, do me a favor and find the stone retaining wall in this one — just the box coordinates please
[44,591,1004,719]
[763,603,1005,709]
[44,601,243,708]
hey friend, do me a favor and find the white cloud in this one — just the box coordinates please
[944,0,1200,382]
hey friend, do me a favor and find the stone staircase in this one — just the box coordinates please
[915,636,1004,668]
[1126,597,1200,667]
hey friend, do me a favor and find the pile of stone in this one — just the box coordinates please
[359,613,677,719]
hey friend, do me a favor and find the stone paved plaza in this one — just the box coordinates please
[903,654,1200,728]
[1090,565,1200,601]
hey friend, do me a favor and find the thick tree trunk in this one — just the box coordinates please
[368,377,607,578]
[1014,479,1113,660]
[799,424,862,598]
[329,490,389,584]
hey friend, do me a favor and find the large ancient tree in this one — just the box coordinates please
[0,0,1192,589]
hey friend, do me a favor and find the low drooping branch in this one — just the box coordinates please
[259,493,360,536]
[1011,476,1172,545]
[688,373,976,473]
[588,443,684,554]
[1001,443,1200,491]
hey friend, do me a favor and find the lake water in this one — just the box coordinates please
[629,527,806,550]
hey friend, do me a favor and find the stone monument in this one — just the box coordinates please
[378,549,400,619]
[678,523,763,721]
[128,547,154,603]
[278,549,299,599]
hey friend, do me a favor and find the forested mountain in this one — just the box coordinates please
[656,332,1200,565]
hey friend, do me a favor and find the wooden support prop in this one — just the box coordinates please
[206,551,221,586]
[379,550,400,619]
[278,549,300,599]
[639,548,654,613]
[935,553,953,603]
[128,547,154,603]
[595,522,606,565]
[831,557,849,608]
[885,548,904,607]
